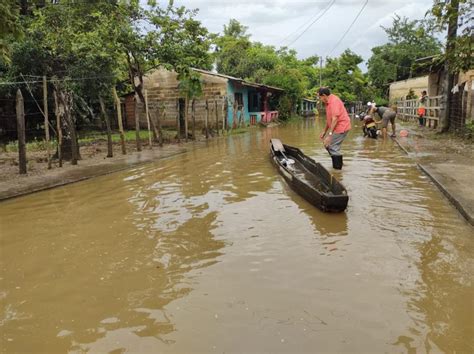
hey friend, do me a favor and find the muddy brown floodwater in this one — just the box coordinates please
[1,119,472,353]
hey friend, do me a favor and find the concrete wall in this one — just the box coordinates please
[389,76,429,102]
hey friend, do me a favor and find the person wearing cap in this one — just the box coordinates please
[318,87,351,169]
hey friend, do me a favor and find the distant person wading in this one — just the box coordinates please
[318,87,351,170]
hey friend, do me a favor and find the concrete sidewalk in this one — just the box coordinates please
[394,123,474,226]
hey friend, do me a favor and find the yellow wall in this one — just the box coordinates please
[389,76,429,103]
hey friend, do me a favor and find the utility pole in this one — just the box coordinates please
[439,0,460,132]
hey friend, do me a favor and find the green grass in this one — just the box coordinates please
[3,130,171,153]
[78,130,153,144]
[225,127,249,135]
[4,138,56,153]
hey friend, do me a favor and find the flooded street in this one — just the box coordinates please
[1,119,472,353]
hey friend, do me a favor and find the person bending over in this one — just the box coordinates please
[369,104,396,139]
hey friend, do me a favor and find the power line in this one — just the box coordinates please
[327,0,368,57]
[284,0,336,48]
[280,1,333,45]
[0,74,119,86]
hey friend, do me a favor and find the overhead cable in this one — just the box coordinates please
[327,0,368,57]
[280,0,333,44]
[284,0,336,48]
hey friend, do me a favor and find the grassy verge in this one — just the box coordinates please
[2,130,179,153]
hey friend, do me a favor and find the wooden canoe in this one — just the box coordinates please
[270,138,348,212]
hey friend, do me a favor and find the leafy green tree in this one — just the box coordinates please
[367,15,442,95]
[263,66,307,118]
[214,19,252,78]
[323,49,372,103]
[429,0,473,73]
[0,0,21,64]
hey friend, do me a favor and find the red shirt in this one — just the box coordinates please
[325,94,351,133]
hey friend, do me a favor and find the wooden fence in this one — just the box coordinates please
[396,95,443,128]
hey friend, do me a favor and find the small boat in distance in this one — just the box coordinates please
[270,139,349,212]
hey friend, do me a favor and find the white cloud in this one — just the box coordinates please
[158,0,439,70]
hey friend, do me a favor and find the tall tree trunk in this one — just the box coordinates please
[126,52,160,142]
[439,0,459,132]
[43,76,51,169]
[16,89,27,174]
[56,89,79,164]
[99,96,113,158]
[53,89,63,167]
[184,97,189,142]
[112,87,126,155]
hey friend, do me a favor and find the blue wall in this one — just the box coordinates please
[227,82,251,125]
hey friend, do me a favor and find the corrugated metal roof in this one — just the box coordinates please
[191,68,284,92]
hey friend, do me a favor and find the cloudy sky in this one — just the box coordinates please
[157,0,438,69]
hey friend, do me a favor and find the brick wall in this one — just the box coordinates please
[129,68,228,131]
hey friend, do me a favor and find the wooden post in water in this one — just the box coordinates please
[205,99,209,139]
[192,99,196,140]
[215,99,219,136]
[112,87,126,155]
[53,89,63,167]
[62,91,78,165]
[223,98,228,132]
[43,76,51,169]
[99,96,113,158]
[15,89,27,174]
[232,100,237,129]
[184,97,189,143]
[176,99,181,143]
[158,104,164,147]
[134,94,142,152]
[144,90,152,149]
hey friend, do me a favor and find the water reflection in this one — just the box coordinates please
[0,121,472,353]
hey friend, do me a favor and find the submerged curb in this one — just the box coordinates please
[393,136,474,226]
[417,163,474,226]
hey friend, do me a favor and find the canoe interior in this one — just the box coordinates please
[270,139,348,212]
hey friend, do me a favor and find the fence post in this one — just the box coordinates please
[205,99,209,139]
[53,90,63,167]
[134,94,142,152]
[144,90,152,149]
[176,99,181,143]
[215,99,219,136]
[112,87,126,155]
[16,89,27,174]
[99,96,113,158]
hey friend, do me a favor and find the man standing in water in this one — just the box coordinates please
[318,87,351,169]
